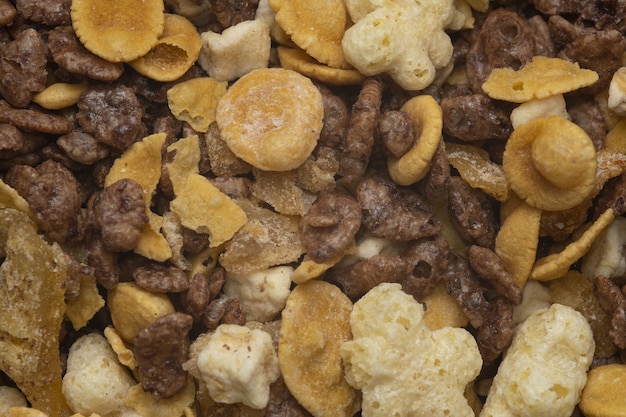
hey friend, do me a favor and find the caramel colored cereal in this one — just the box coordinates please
[277,46,366,86]
[579,364,626,417]
[482,56,599,103]
[278,280,359,417]
[71,0,165,62]
[129,13,202,82]
[215,68,324,171]
[167,77,228,133]
[503,116,597,212]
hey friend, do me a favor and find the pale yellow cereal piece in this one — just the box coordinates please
[107,282,176,343]
[494,195,542,288]
[4,407,48,417]
[509,94,569,129]
[167,78,228,133]
[530,208,615,281]
[279,280,359,417]
[0,387,27,414]
[388,95,443,186]
[188,245,221,278]
[579,364,626,417]
[291,248,353,285]
[503,116,597,211]
[65,274,105,330]
[605,118,626,153]
[251,168,316,216]
[71,0,165,62]
[125,378,196,417]
[482,56,599,103]
[270,0,350,68]
[216,68,324,171]
[464,0,489,12]
[0,179,33,218]
[608,67,626,116]
[277,46,365,86]
[129,13,201,82]
[166,135,202,188]
[31,83,86,110]
[446,142,509,202]
[422,280,469,330]
[134,211,173,262]
[104,326,138,371]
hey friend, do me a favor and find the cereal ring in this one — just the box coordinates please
[216,68,323,171]
[71,0,164,62]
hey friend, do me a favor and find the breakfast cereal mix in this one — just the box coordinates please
[2,1,626,416]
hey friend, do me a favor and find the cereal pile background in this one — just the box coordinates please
[1,0,626,416]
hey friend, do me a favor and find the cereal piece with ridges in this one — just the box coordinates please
[579,364,626,417]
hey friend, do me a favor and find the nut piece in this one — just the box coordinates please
[216,68,324,171]
[579,364,626,417]
[279,280,359,417]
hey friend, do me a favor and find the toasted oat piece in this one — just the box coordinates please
[71,0,165,62]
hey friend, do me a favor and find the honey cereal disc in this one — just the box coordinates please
[580,364,626,417]
[216,68,324,171]
[277,46,365,86]
[129,13,202,82]
[71,0,165,63]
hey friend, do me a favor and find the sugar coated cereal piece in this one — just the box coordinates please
[216,68,324,172]
[277,46,365,86]
[342,0,457,91]
[503,116,597,211]
[579,364,626,417]
[129,13,202,82]
[480,304,594,417]
[71,0,165,62]
[482,56,599,103]
[198,19,271,82]
[279,280,359,417]
[196,324,279,409]
[167,77,228,133]
[270,0,350,68]
[341,283,482,417]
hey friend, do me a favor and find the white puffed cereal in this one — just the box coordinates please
[223,266,293,322]
[340,283,482,417]
[196,324,280,409]
[198,19,271,82]
[608,67,626,116]
[480,303,594,417]
[509,94,570,129]
[580,215,626,281]
[0,386,27,415]
[62,333,136,416]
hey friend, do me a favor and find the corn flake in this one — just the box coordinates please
[167,78,228,133]
[65,274,105,330]
[277,46,365,86]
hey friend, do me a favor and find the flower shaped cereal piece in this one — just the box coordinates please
[482,56,599,103]
[340,283,482,417]
[342,0,457,91]
[503,115,597,212]
[71,0,165,63]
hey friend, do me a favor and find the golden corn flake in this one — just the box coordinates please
[279,280,359,417]
[167,78,228,133]
[251,168,316,216]
[446,142,509,202]
[166,135,202,189]
[0,179,33,218]
[291,248,353,285]
[0,209,70,416]
[277,47,365,86]
[482,56,599,103]
[129,13,202,82]
[104,326,138,370]
[65,274,105,330]
[503,116,597,212]
[71,0,165,62]
[530,208,615,281]
[216,68,324,172]
[31,83,86,110]
[125,378,196,417]
[270,0,350,69]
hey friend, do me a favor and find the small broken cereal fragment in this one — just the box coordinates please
[65,273,105,330]
[129,13,202,82]
[579,364,626,417]
[125,377,196,417]
[279,280,359,417]
[0,178,33,218]
[167,77,228,133]
[341,283,481,417]
[270,0,350,68]
[216,67,324,171]
[482,56,599,103]
[481,304,594,417]
[196,324,279,409]
[277,46,365,86]
[503,116,597,212]
[0,209,70,416]
[71,0,164,62]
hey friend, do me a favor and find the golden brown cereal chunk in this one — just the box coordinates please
[215,68,324,171]
[0,209,70,416]
[278,280,359,417]
[71,0,165,62]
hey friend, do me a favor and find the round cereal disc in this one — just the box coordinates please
[71,0,165,63]
[216,68,323,171]
[580,364,626,417]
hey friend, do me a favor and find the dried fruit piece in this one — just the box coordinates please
[71,0,165,62]
[279,280,359,417]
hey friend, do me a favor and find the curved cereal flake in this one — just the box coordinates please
[482,56,599,103]
[530,208,615,281]
[167,78,228,133]
[279,280,360,417]
[277,46,365,86]
[71,0,165,62]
